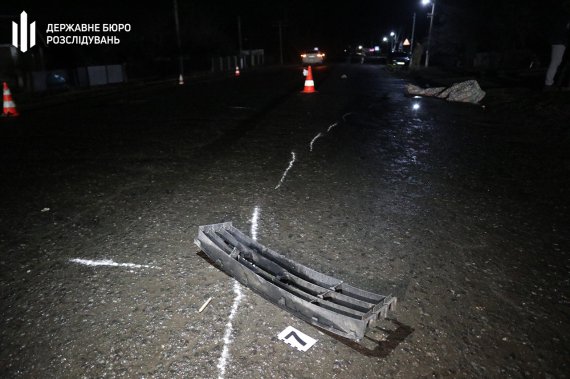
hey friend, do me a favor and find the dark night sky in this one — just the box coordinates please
[12,0,560,72]
[2,0,427,52]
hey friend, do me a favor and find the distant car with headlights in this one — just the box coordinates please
[301,48,326,65]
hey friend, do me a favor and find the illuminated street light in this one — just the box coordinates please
[389,31,397,52]
[421,0,436,67]
[382,36,388,42]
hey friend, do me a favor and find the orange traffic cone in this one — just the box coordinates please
[2,82,19,117]
[178,74,184,85]
[235,66,240,77]
[302,65,315,93]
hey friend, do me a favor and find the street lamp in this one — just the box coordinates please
[390,31,396,52]
[173,0,184,84]
[421,0,436,67]
[411,12,416,56]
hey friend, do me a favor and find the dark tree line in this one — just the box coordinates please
[429,0,564,69]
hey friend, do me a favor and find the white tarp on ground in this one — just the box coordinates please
[406,80,486,104]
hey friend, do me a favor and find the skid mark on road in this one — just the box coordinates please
[69,258,155,269]
[275,152,297,189]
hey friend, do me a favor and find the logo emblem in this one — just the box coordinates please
[12,11,36,53]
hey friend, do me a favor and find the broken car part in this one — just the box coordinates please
[194,222,397,341]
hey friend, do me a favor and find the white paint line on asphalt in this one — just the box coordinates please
[275,152,296,189]
[69,258,154,269]
[250,206,260,240]
[342,112,353,121]
[327,122,338,132]
[309,133,323,152]
[217,280,244,379]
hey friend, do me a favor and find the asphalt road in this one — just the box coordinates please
[1,64,568,378]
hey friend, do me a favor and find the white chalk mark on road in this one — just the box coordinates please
[69,258,153,269]
[250,206,260,240]
[217,279,244,379]
[217,206,259,378]
[342,112,353,121]
[327,122,338,132]
[309,133,323,152]
[229,106,253,110]
[275,151,296,189]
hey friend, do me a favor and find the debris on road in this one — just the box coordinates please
[194,222,397,341]
[198,297,213,313]
[406,80,486,104]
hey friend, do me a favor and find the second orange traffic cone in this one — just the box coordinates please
[2,82,19,117]
[302,65,315,93]
[235,66,240,77]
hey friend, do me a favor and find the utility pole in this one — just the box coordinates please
[411,12,416,56]
[237,16,243,68]
[425,0,436,67]
[237,16,243,53]
[273,21,287,65]
[278,21,283,65]
[390,31,397,52]
[173,0,184,82]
